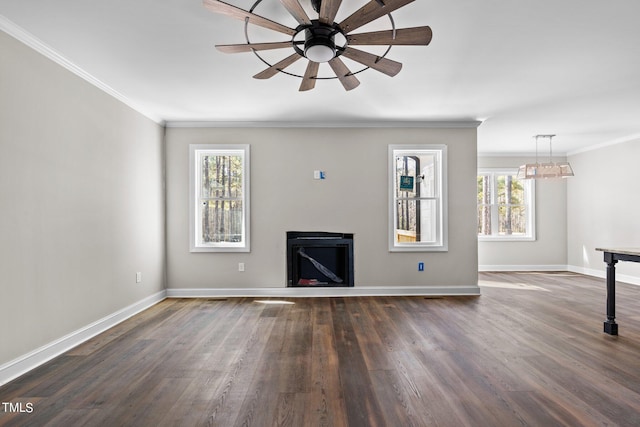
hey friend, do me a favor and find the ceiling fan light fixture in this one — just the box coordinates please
[305,42,335,62]
[304,27,336,63]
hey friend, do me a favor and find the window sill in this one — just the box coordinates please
[190,246,250,253]
[478,236,536,242]
[389,245,448,252]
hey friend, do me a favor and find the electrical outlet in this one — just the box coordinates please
[136,272,142,283]
[238,262,245,272]
[418,262,424,272]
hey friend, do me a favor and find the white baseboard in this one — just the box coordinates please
[166,286,481,298]
[568,265,640,286]
[479,265,569,272]
[480,264,640,286]
[0,290,167,386]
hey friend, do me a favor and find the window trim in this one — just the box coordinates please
[189,144,250,252]
[388,144,448,252]
[477,168,535,242]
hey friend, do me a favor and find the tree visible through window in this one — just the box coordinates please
[190,145,250,252]
[201,154,243,243]
[477,169,534,240]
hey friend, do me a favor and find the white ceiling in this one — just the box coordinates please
[2,0,640,154]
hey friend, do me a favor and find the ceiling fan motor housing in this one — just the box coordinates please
[303,21,339,63]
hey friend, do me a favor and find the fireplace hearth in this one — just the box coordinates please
[287,232,354,287]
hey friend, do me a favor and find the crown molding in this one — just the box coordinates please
[165,120,483,129]
[0,15,163,124]
[566,133,640,156]
[477,151,569,158]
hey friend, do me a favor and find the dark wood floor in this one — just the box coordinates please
[2,272,640,426]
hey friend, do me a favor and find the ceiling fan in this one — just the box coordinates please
[203,0,433,91]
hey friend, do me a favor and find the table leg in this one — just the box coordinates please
[603,255,618,335]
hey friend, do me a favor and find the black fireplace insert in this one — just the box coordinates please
[287,231,354,287]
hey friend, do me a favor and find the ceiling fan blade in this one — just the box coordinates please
[299,61,320,91]
[203,0,296,36]
[254,53,303,79]
[328,57,360,91]
[279,0,311,25]
[319,0,343,25]
[339,0,414,34]
[340,47,402,77]
[216,42,293,53]
[347,26,432,46]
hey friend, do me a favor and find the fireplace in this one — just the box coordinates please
[287,231,354,287]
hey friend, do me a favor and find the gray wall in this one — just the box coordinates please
[567,139,640,282]
[0,31,166,365]
[477,156,568,270]
[166,126,478,289]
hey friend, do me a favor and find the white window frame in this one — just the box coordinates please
[389,144,448,252]
[477,168,535,241]
[190,144,250,252]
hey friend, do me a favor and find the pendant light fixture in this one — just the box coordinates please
[517,134,575,179]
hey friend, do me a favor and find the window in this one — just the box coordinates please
[389,145,447,251]
[477,169,535,241]
[190,144,250,252]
